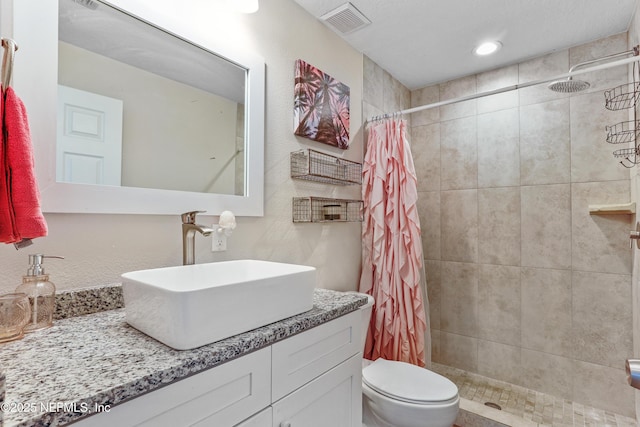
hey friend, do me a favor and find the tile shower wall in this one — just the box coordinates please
[412,33,634,417]
[364,33,636,417]
[362,58,411,130]
[628,0,640,420]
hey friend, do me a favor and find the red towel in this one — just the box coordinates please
[0,84,15,241]
[0,86,47,243]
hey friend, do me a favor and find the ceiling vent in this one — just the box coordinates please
[320,2,371,35]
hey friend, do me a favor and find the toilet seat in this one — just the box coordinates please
[362,358,458,405]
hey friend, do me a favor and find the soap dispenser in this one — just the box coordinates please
[15,254,64,332]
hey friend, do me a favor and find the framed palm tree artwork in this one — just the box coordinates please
[294,59,350,149]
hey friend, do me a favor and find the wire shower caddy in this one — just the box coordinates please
[604,61,640,168]
[606,120,640,144]
[604,82,640,111]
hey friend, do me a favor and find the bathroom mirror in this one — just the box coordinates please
[30,0,264,215]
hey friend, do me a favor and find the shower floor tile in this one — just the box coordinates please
[432,363,637,427]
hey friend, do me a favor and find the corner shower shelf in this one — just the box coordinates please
[292,197,363,223]
[290,149,362,186]
[606,120,640,144]
[604,82,640,111]
[588,202,636,215]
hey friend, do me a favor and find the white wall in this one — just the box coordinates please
[0,0,364,293]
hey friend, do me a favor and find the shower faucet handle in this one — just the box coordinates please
[626,359,640,389]
[630,222,640,249]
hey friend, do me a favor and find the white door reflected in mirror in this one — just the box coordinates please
[56,85,123,186]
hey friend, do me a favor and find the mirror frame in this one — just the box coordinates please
[7,0,265,216]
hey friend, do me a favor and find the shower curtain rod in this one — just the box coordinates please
[368,54,640,122]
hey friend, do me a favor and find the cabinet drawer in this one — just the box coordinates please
[74,347,271,427]
[272,310,360,401]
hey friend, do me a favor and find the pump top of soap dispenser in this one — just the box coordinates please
[26,254,64,276]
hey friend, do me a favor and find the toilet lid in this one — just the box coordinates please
[362,358,458,404]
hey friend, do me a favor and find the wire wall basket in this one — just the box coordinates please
[604,82,640,111]
[291,149,362,185]
[292,197,363,223]
[606,120,640,144]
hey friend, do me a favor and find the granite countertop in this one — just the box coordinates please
[0,287,367,427]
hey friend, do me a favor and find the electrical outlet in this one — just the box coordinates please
[212,233,227,252]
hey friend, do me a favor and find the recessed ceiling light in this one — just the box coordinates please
[474,41,502,56]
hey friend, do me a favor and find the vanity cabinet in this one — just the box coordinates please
[72,311,361,427]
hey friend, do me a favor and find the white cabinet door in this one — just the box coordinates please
[272,354,362,427]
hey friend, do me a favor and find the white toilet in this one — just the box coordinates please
[357,294,459,427]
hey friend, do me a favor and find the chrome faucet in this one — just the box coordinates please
[181,211,214,265]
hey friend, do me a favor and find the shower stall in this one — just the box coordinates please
[363,26,640,426]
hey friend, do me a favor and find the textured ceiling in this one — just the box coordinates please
[293,0,639,89]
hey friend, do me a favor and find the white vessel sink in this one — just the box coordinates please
[121,260,316,350]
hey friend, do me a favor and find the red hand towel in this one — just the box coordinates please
[0,85,18,242]
[1,86,47,243]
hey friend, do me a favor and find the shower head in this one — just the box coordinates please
[547,78,590,93]
[547,46,640,93]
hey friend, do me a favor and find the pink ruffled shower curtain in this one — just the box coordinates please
[359,117,430,367]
